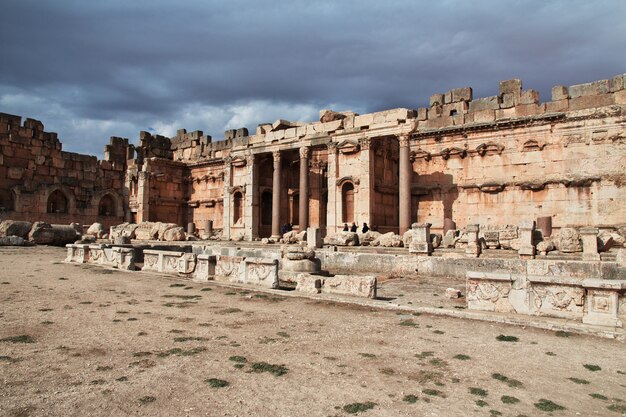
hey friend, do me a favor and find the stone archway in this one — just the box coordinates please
[47,189,69,213]
[341,182,354,224]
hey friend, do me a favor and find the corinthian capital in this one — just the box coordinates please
[299,147,310,159]
[272,150,281,163]
[398,135,410,147]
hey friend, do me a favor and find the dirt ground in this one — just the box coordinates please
[1,246,625,417]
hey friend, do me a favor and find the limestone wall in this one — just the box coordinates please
[0,113,128,228]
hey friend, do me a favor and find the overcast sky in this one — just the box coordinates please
[1,0,625,157]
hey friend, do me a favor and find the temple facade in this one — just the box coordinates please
[1,74,625,238]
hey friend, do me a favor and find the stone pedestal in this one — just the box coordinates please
[306,227,323,248]
[582,279,626,327]
[536,216,552,238]
[518,220,536,259]
[205,220,213,236]
[408,223,432,255]
[443,218,456,236]
[187,222,196,236]
[580,227,600,261]
[465,224,481,258]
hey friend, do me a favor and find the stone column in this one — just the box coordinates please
[580,227,600,261]
[398,135,412,235]
[244,153,258,241]
[408,223,432,255]
[465,224,481,258]
[222,157,232,240]
[271,150,281,239]
[299,147,310,231]
[358,138,373,228]
[518,220,536,259]
[136,170,150,223]
[326,143,338,234]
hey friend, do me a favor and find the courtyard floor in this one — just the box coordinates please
[1,246,625,417]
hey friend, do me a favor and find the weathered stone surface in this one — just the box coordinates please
[135,222,157,240]
[445,288,462,299]
[402,230,412,247]
[162,226,186,241]
[109,223,137,240]
[0,236,33,246]
[555,228,582,253]
[75,235,96,244]
[359,231,381,246]
[284,245,315,261]
[114,236,131,245]
[319,109,347,123]
[282,230,306,244]
[306,227,323,248]
[0,220,32,239]
[536,239,555,254]
[371,232,403,247]
[240,258,279,288]
[29,222,81,246]
[294,273,322,294]
[431,233,442,249]
[324,232,359,246]
[442,230,459,248]
[321,275,377,298]
[86,222,106,239]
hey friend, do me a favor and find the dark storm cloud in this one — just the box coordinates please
[1,0,625,155]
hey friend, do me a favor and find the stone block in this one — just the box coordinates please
[552,85,569,100]
[545,100,569,113]
[520,90,539,105]
[306,227,323,248]
[568,94,614,111]
[214,255,244,282]
[193,254,216,280]
[526,276,585,319]
[294,273,322,294]
[0,220,32,239]
[239,257,279,288]
[579,227,600,261]
[470,109,495,123]
[321,275,377,298]
[465,224,481,258]
[408,223,432,255]
[430,93,444,107]
[569,79,610,98]
[451,87,472,102]
[499,93,518,109]
[610,73,625,92]
[615,90,626,105]
[466,272,514,312]
[499,79,522,95]
[469,96,500,112]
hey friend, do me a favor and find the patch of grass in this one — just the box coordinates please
[116,376,128,382]
[429,358,446,367]
[169,283,185,287]
[0,356,16,363]
[453,354,471,360]
[492,373,523,388]
[0,335,34,344]
[415,351,435,359]
[379,367,395,375]
[127,317,138,321]
[469,387,488,397]
[41,321,54,325]
[38,308,53,312]
[96,366,113,371]
[90,379,106,385]
[250,362,288,376]
[343,402,377,414]
[583,364,601,372]
[229,355,247,363]
[224,292,237,295]
[399,319,418,327]
[489,410,502,416]
[137,331,147,336]
[422,389,445,398]
[276,331,290,338]
[607,404,626,413]
[162,294,202,300]
[184,286,193,290]
[205,378,229,388]
[589,393,608,400]
[162,301,197,308]
[157,347,206,357]
[475,400,488,407]
[403,394,419,403]
[545,351,556,356]
[138,396,156,405]
[501,395,520,404]
[568,377,590,385]
[258,337,278,344]
[133,351,152,357]
[359,353,376,358]
[432,330,445,334]
[58,277,68,280]
[534,399,565,412]
[496,335,519,342]
[173,336,208,343]
[218,308,242,314]
[79,301,93,305]
[555,330,571,338]
[412,312,422,316]
[168,329,185,334]
[200,287,212,291]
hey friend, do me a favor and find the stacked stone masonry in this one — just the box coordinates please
[2,74,625,241]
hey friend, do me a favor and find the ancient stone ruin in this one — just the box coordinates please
[2,74,626,327]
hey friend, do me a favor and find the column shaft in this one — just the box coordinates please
[298,147,309,230]
[398,136,412,235]
[271,151,281,238]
